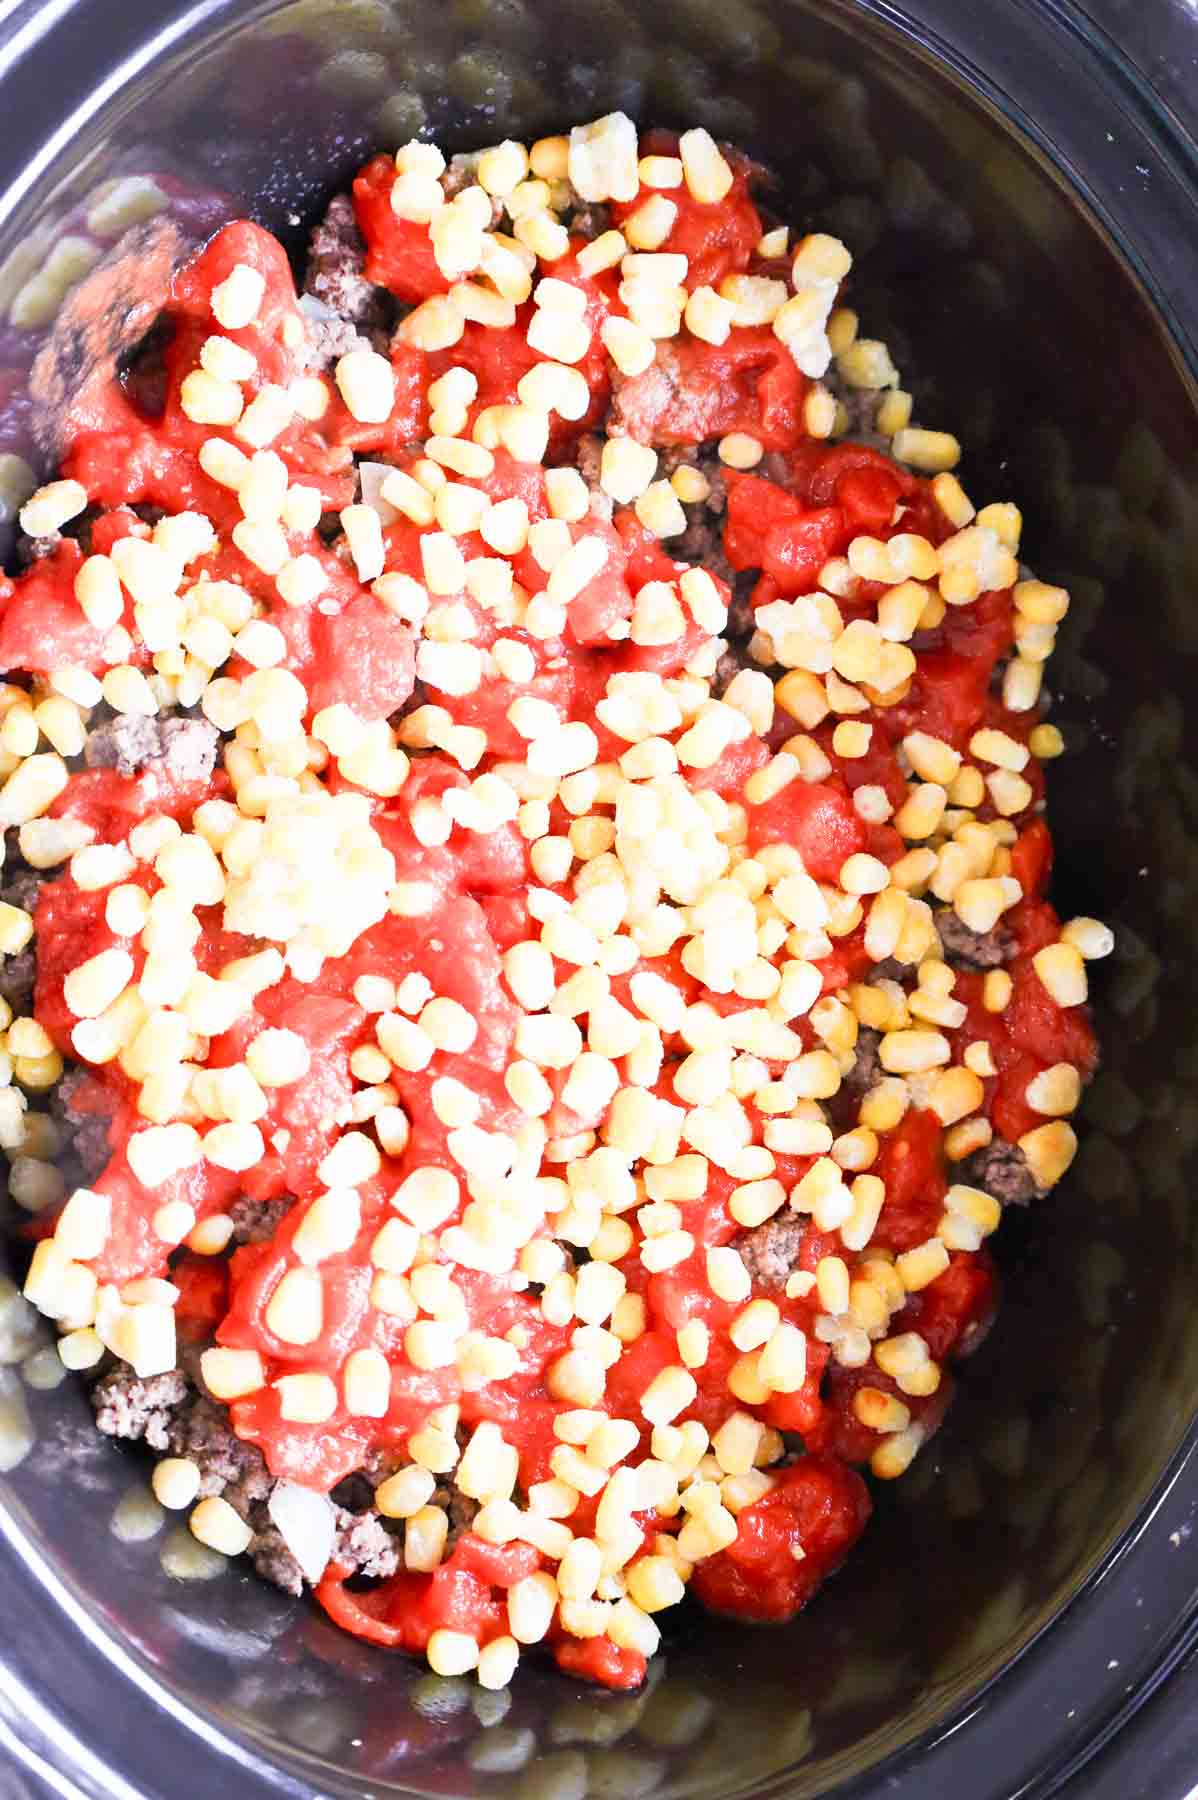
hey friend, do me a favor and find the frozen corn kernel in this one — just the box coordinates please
[211,263,265,329]
[152,1458,202,1510]
[20,479,87,538]
[189,1495,253,1556]
[892,427,961,472]
[679,127,734,203]
[335,348,396,423]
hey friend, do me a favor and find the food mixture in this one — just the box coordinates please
[5,113,1108,1692]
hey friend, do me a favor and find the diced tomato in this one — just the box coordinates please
[746,774,866,881]
[354,154,451,303]
[688,734,771,799]
[813,924,875,995]
[815,1363,955,1465]
[553,1634,648,1690]
[417,1560,504,1639]
[760,1345,829,1438]
[452,1534,541,1589]
[322,339,430,452]
[611,136,762,291]
[414,249,618,454]
[305,592,416,721]
[870,1108,948,1252]
[782,441,918,513]
[887,650,994,751]
[896,1251,1000,1362]
[1011,818,1054,900]
[615,613,713,679]
[173,1253,230,1337]
[562,514,634,646]
[1002,958,1099,1075]
[315,1564,411,1649]
[170,218,299,336]
[612,510,686,588]
[722,473,844,593]
[689,1457,871,1621]
[0,542,113,675]
[602,1330,677,1429]
[1007,897,1061,957]
[218,1220,375,1366]
[613,328,806,450]
[315,1533,534,1658]
[816,720,909,813]
[722,446,947,603]
[834,464,905,535]
[990,1047,1050,1143]
[937,585,1016,663]
[231,1385,377,1489]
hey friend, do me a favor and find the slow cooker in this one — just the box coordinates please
[1,0,1197,1795]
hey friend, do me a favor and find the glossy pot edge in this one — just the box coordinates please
[0,1,1195,1797]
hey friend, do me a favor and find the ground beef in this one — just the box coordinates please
[50,1068,113,1183]
[755,450,790,486]
[607,354,682,446]
[823,373,886,447]
[0,859,44,1013]
[0,864,42,914]
[843,1027,883,1096]
[0,945,35,1013]
[303,194,391,336]
[664,449,755,695]
[167,1392,273,1507]
[14,530,61,568]
[961,1136,1047,1207]
[573,430,604,488]
[336,1506,401,1578]
[228,1192,295,1246]
[735,1214,807,1290]
[713,644,747,694]
[84,712,220,782]
[935,910,1015,971]
[727,571,756,639]
[71,1114,114,1184]
[562,198,610,241]
[675,510,732,578]
[14,503,97,570]
[243,1515,305,1596]
[659,444,727,493]
[241,1497,401,1598]
[564,435,615,525]
[435,1479,480,1550]
[297,294,370,370]
[653,447,755,688]
[439,155,504,226]
[91,1365,190,1449]
[574,433,741,617]
[826,1024,884,1134]
[713,577,758,691]
[671,458,736,587]
[91,1349,409,1600]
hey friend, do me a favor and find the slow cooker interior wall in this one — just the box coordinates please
[1,1,1196,1794]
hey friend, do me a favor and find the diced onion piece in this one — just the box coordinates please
[267,1480,337,1584]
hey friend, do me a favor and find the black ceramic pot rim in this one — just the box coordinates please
[0,2,1197,1797]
